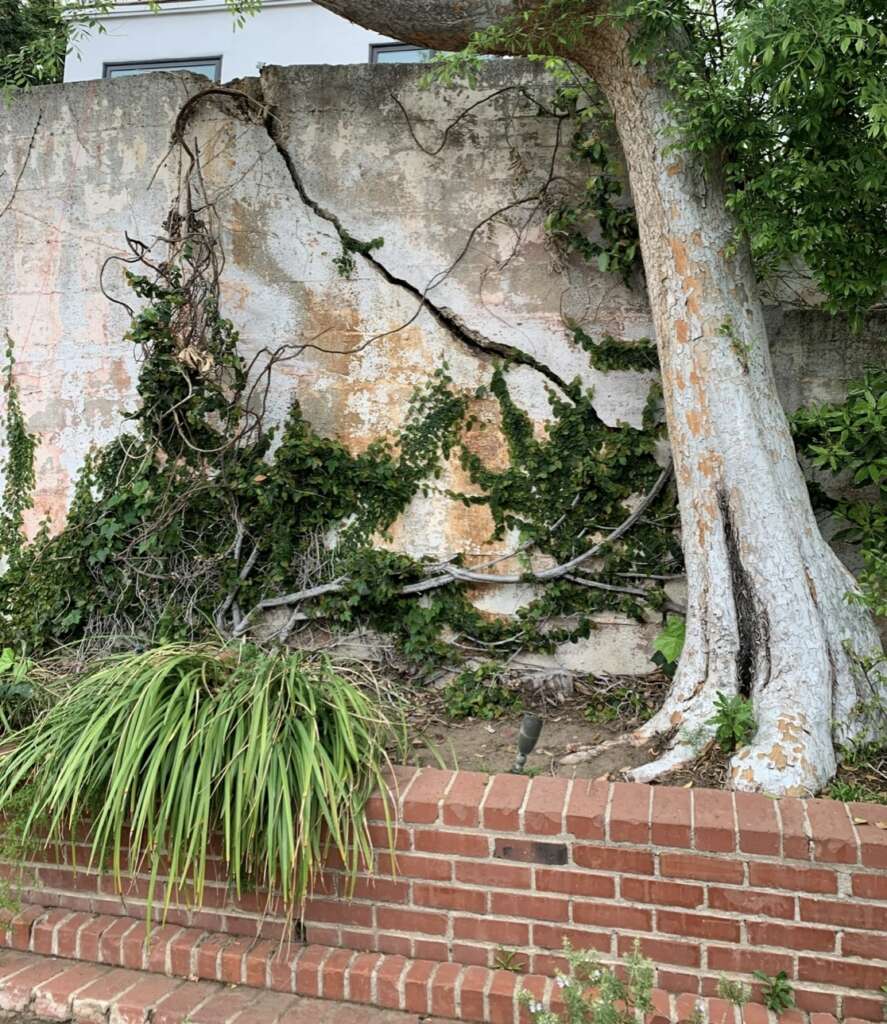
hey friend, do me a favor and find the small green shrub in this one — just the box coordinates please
[717,975,751,1008]
[584,683,652,725]
[0,643,403,923]
[754,971,795,1013]
[708,691,756,753]
[520,940,654,1023]
[651,615,685,677]
[443,663,523,720]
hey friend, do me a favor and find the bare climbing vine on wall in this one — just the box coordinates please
[0,84,680,671]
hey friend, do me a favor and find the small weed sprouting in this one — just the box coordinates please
[494,947,527,973]
[651,614,685,678]
[717,975,751,1008]
[708,691,756,753]
[443,663,523,721]
[584,683,652,726]
[519,940,654,1024]
[754,970,795,1013]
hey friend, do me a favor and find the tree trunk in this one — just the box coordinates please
[310,0,885,794]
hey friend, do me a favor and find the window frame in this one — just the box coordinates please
[368,42,434,64]
[102,56,223,81]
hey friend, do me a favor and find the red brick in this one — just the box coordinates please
[648,987,672,1024]
[618,935,700,967]
[799,897,884,930]
[319,949,353,1001]
[219,936,255,984]
[658,970,700,995]
[451,943,491,967]
[32,910,73,956]
[76,915,118,962]
[143,925,181,975]
[535,868,614,898]
[708,947,793,977]
[806,799,857,864]
[842,930,887,960]
[119,978,198,1024]
[658,910,741,942]
[574,901,652,931]
[748,921,835,953]
[735,792,781,855]
[621,877,704,909]
[566,781,609,840]
[852,873,887,900]
[859,824,887,869]
[267,948,296,992]
[413,883,486,914]
[660,852,744,885]
[843,994,887,1020]
[120,922,150,971]
[430,962,462,1018]
[377,907,447,936]
[293,945,329,998]
[184,985,259,1023]
[242,940,277,988]
[365,766,418,821]
[347,951,381,1003]
[573,845,654,875]
[402,768,454,824]
[442,772,490,828]
[195,935,230,981]
[748,862,837,893]
[742,1003,771,1024]
[799,955,884,989]
[8,906,45,951]
[302,899,374,928]
[523,776,570,836]
[609,782,651,844]
[488,969,517,1021]
[533,924,610,953]
[519,975,547,1024]
[454,916,529,947]
[693,789,735,852]
[490,892,569,922]
[32,962,111,1019]
[651,787,692,848]
[168,928,205,977]
[55,912,92,959]
[375,933,411,958]
[482,774,530,831]
[458,965,489,1021]
[796,992,839,1015]
[382,852,452,882]
[456,859,530,890]
[345,876,410,904]
[367,822,410,852]
[228,991,299,1024]
[415,938,449,962]
[374,955,408,1009]
[403,959,435,1014]
[413,830,490,858]
[98,918,135,966]
[708,886,795,919]
[70,967,145,1022]
[0,957,69,1010]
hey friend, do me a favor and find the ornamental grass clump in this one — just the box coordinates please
[0,643,402,921]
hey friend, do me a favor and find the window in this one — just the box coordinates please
[369,43,435,64]
[103,58,222,81]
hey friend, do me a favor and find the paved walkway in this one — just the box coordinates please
[0,951,452,1023]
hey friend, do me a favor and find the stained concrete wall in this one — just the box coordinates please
[0,62,883,673]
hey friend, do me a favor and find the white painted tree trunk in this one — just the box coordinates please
[576,37,884,795]
[310,0,885,795]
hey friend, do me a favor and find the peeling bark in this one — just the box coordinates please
[307,1,885,794]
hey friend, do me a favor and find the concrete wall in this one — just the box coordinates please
[1,62,883,671]
[64,0,397,83]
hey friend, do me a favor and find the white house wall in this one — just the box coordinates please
[64,0,396,82]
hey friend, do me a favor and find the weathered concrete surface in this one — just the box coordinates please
[0,62,883,672]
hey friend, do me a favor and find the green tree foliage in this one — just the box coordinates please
[0,0,68,90]
[431,0,887,322]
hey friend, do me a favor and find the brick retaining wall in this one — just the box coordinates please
[7,768,887,1022]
